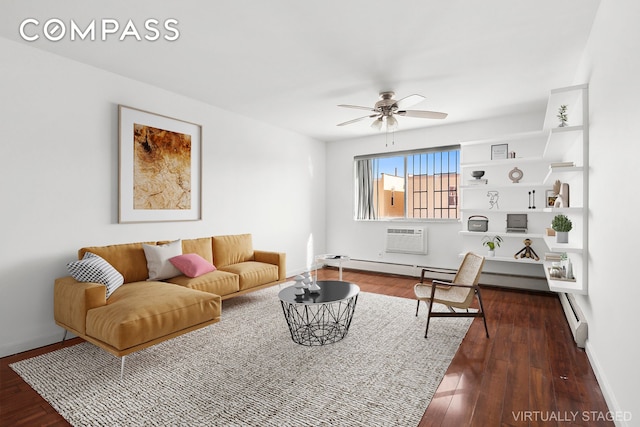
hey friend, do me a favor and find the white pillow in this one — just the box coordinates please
[143,239,183,280]
[67,252,124,298]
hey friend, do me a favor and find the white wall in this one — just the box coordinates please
[325,112,544,272]
[572,0,640,422]
[0,38,326,357]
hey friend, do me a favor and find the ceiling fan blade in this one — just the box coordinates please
[393,94,425,110]
[337,104,377,112]
[337,114,379,126]
[397,110,448,119]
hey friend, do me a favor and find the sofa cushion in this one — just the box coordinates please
[181,237,214,263]
[170,253,216,278]
[143,240,182,280]
[86,281,221,351]
[166,270,239,296]
[212,234,254,268]
[67,252,124,298]
[219,261,278,290]
[79,242,154,284]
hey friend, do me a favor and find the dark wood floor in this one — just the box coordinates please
[0,268,612,426]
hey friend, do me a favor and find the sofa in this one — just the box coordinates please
[53,233,286,368]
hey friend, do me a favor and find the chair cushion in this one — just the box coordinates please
[414,283,474,309]
[219,261,278,290]
[86,281,220,351]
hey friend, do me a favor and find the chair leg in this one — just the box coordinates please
[424,301,433,338]
[476,288,490,338]
[60,329,68,345]
[415,299,420,316]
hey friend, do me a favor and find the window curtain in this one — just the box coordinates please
[355,159,377,220]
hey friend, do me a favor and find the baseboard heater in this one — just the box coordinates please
[559,292,588,348]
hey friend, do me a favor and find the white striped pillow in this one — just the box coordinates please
[67,252,124,298]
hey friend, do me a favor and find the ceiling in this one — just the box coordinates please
[1,1,601,142]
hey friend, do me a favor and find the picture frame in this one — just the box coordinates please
[118,105,202,223]
[546,190,557,208]
[491,143,508,160]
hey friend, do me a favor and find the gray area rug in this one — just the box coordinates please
[11,285,471,426]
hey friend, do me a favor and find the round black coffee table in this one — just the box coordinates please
[278,280,360,346]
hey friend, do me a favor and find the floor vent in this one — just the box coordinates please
[385,227,427,254]
[559,292,588,348]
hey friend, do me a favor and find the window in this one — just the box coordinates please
[354,146,460,220]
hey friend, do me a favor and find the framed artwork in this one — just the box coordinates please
[491,143,508,160]
[118,105,202,223]
[546,190,557,208]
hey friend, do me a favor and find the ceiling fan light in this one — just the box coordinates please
[386,115,398,130]
[371,117,383,130]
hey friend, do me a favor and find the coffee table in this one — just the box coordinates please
[279,280,360,346]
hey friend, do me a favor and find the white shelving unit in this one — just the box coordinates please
[459,84,589,295]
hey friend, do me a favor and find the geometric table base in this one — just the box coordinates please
[280,295,358,346]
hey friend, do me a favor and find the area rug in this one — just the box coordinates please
[11,285,471,426]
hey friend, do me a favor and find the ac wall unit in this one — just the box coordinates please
[385,227,427,255]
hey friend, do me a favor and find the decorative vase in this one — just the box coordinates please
[308,278,321,294]
[556,232,569,244]
[487,249,495,257]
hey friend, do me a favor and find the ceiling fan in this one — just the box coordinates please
[337,91,447,131]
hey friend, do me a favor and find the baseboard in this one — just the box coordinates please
[0,329,73,359]
[585,341,629,427]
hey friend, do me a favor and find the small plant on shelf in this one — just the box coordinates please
[482,235,503,257]
[557,104,568,127]
[552,214,572,243]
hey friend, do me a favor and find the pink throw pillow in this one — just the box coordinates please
[170,253,216,278]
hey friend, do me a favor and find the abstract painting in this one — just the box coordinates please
[119,106,201,222]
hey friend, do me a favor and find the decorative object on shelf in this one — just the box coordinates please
[491,143,508,160]
[546,228,556,236]
[468,215,489,232]
[551,214,572,243]
[528,190,536,209]
[471,170,485,179]
[545,190,557,208]
[308,277,321,294]
[552,180,570,207]
[508,167,523,183]
[561,253,574,279]
[293,275,306,296]
[557,104,568,127]
[514,238,540,261]
[482,235,503,257]
[487,190,500,209]
[506,214,528,233]
[549,262,564,278]
[508,151,516,158]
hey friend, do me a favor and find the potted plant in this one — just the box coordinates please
[482,235,503,257]
[557,104,568,127]
[552,214,572,243]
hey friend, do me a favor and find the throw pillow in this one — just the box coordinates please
[67,252,124,298]
[143,239,183,280]
[170,253,216,278]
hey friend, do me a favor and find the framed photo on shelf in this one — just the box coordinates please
[118,105,202,223]
[491,143,508,160]
[546,190,557,208]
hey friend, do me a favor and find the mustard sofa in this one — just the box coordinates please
[53,234,286,365]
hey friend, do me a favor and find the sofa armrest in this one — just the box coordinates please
[254,250,287,281]
[54,276,107,335]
